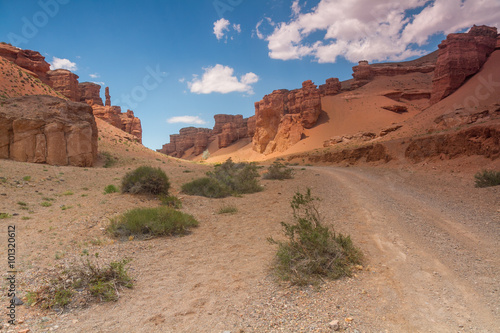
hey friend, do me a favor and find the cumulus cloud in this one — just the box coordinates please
[188,64,259,95]
[50,57,78,71]
[260,0,500,63]
[213,18,242,41]
[167,116,207,125]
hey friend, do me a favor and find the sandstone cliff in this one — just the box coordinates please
[0,43,51,84]
[79,82,103,106]
[0,95,98,167]
[158,127,213,158]
[430,25,498,105]
[47,69,80,102]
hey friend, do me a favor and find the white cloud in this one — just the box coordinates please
[260,0,500,63]
[50,57,77,71]
[188,64,259,95]
[167,116,207,125]
[89,73,100,79]
[178,77,185,83]
[92,81,105,86]
[233,23,242,33]
[214,18,231,40]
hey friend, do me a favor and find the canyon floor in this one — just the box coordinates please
[0,127,499,333]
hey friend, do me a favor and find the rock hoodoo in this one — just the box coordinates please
[430,25,498,105]
[79,82,103,106]
[0,95,98,167]
[105,87,111,106]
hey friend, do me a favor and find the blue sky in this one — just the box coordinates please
[1,0,499,150]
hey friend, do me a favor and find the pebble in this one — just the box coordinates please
[329,319,340,331]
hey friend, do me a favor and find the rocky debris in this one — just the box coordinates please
[47,69,80,101]
[319,77,341,96]
[253,80,322,154]
[0,43,51,84]
[105,86,111,106]
[405,125,500,162]
[323,132,377,147]
[0,95,98,167]
[379,125,403,137]
[293,144,391,164]
[382,105,408,114]
[352,53,436,89]
[384,90,431,101]
[79,82,103,106]
[433,109,492,131]
[430,25,498,105]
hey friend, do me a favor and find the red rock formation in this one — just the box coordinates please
[194,131,210,155]
[319,78,341,96]
[263,114,304,154]
[215,115,249,148]
[430,25,498,105]
[0,95,98,167]
[247,116,256,138]
[0,44,51,84]
[105,87,111,106]
[252,80,322,154]
[352,52,437,89]
[79,82,103,106]
[119,110,142,143]
[158,127,212,158]
[47,69,80,101]
[291,144,391,164]
[91,105,122,128]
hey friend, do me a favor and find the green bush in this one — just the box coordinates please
[182,158,262,198]
[263,161,294,180]
[217,205,238,214]
[122,166,170,196]
[104,184,119,194]
[474,170,500,188]
[159,195,182,209]
[108,206,198,238]
[268,189,362,285]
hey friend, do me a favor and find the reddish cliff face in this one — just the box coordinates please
[119,110,143,143]
[47,69,80,101]
[0,95,98,167]
[158,127,212,158]
[79,82,103,106]
[252,80,322,154]
[0,44,51,84]
[319,78,341,96]
[430,25,498,105]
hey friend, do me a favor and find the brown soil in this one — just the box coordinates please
[1,120,499,332]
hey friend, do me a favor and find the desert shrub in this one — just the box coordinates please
[121,166,170,196]
[160,195,182,209]
[181,177,231,198]
[217,205,238,214]
[268,189,362,285]
[101,152,116,168]
[474,170,500,188]
[107,206,198,238]
[263,161,294,180]
[25,255,132,309]
[104,184,119,194]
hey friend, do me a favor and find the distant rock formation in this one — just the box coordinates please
[352,52,437,89]
[319,78,341,96]
[47,69,80,101]
[158,127,213,158]
[252,80,322,154]
[79,82,103,106]
[105,87,111,106]
[0,44,51,84]
[430,25,498,105]
[0,95,98,167]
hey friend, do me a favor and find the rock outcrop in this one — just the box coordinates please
[0,44,51,84]
[291,144,391,165]
[105,87,111,106]
[319,78,341,96]
[252,80,322,154]
[79,82,103,106]
[430,25,498,105]
[158,127,212,158]
[213,114,249,148]
[0,95,98,167]
[47,69,80,101]
[352,52,437,89]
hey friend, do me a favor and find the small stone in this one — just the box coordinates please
[12,295,24,305]
[18,329,30,333]
[345,317,353,323]
[329,320,340,331]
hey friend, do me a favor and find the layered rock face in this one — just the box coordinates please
[352,53,437,89]
[47,69,80,101]
[215,114,249,148]
[158,127,212,158]
[430,25,498,105]
[87,87,142,143]
[252,80,322,154]
[319,78,341,96]
[79,82,103,106]
[0,44,51,84]
[0,95,98,167]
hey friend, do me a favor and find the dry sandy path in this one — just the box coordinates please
[7,165,499,332]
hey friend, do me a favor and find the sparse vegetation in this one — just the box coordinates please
[268,189,362,285]
[107,206,198,239]
[159,195,182,209]
[182,158,262,198]
[101,152,116,168]
[23,175,31,181]
[0,213,11,219]
[26,254,133,309]
[474,170,500,188]
[40,201,52,207]
[263,161,294,180]
[217,205,238,214]
[121,166,170,196]
[104,184,119,194]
